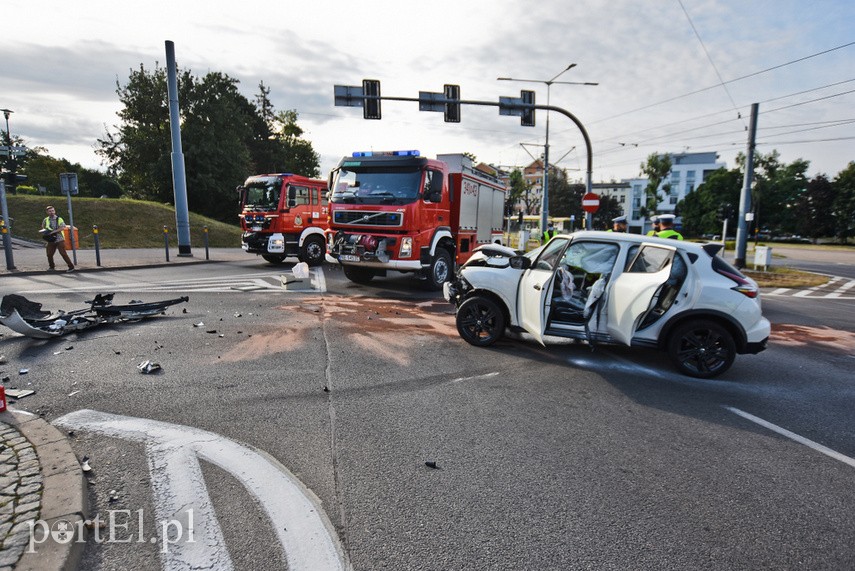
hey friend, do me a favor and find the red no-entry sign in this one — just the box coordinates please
[582,192,600,213]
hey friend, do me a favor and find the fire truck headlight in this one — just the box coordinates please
[399,237,413,258]
[268,234,285,253]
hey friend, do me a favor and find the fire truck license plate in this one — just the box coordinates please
[340,255,361,262]
[251,226,263,231]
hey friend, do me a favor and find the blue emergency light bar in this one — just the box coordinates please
[351,150,420,157]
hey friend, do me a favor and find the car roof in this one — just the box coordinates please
[555,230,712,254]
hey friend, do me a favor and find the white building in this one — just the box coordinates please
[627,151,726,233]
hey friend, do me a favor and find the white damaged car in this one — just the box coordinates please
[443,231,770,378]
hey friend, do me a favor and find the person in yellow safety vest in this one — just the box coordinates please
[646,215,660,236]
[40,205,75,272]
[541,222,558,244]
[656,213,683,240]
[608,215,628,232]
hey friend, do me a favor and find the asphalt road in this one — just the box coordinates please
[1,260,853,570]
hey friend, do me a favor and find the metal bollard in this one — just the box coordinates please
[93,225,102,267]
[163,226,170,262]
[203,226,209,260]
[1,219,15,271]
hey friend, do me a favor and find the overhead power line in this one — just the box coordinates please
[589,40,855,125]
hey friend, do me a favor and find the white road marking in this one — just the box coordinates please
[450,371,500,383]
[17,268,327,295]
[54,409,349,571]
[725,406,855,469]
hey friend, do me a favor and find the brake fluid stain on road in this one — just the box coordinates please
[771,323,855,352]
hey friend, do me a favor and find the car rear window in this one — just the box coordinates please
[711,256,748,279]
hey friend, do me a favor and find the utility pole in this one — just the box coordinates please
[735,103,759,268]
[165,41,192,256]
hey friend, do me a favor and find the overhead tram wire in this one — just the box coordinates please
[677,0,745,128]
[593,85,855,158]
[586,40,855,126]
[594,77,855,147]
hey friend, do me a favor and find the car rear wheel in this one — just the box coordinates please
[667,319,736,378]
[456,296,505,347]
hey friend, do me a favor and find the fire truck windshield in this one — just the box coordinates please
[243,177,281,211]
[330,167,422,205]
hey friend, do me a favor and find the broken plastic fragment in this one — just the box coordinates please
[193,322,204,328]
[137,360,162,374]
[18,369,28,375]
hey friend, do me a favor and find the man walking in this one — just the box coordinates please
[40,205,75,272]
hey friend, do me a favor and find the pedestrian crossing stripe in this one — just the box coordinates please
[764,277,855,299]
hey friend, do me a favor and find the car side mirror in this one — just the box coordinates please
[287,186,297,208]
[509,256,531,270]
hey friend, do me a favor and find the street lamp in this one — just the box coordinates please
[498,64,598,234]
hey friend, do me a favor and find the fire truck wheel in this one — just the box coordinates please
[262,254,286,264]
[425,249,452,291]
[299,235,326,267]
[343,265,375,284]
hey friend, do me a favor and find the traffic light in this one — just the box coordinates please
[363,79,381,120]
[444,84,460,123]
[517,211,524,225]
[520,90,535,127]
[717,203,733,222]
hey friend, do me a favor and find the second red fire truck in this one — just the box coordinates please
[238,173,329,266]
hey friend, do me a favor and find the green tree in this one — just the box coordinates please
[505,169,527,215]
[98,64,320,222]
[832,162,855,243]
[546,167,584,220]
[640,153,672,214]
[738,150,809,237]
[677,167,740,236]
[796,175,836,242]
[591,195,623,230]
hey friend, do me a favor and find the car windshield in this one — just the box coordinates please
[330,167,423,205]
[243,177,281,211]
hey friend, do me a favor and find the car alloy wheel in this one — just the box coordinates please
[456,296,505,347]
[668,319,736,378]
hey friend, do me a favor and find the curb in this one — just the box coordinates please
[0,410,87,571]
[1,258,214,278]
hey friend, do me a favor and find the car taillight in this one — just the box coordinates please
[717,269,758,298]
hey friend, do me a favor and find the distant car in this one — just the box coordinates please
[443,231,770,378]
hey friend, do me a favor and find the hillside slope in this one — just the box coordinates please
[4,196,242,248]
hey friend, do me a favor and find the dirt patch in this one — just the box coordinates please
[771,323,855,352]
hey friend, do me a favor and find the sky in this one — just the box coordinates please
[2,0,854,184]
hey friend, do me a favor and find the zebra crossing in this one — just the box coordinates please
[765,276,855,299]
[17,269,327,295]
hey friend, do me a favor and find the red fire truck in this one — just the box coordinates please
[326,151,506,289]
[238,173,329,266]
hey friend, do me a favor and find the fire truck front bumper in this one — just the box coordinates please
[328,231,424,270]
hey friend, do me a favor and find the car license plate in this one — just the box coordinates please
[339,254,361,262]
[251,226,263,231]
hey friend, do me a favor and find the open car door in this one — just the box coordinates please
[518,238,569,345]
[607,243,676,345]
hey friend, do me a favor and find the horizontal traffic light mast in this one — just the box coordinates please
[333,79,594,206]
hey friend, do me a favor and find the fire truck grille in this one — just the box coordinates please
[333,211,403,227]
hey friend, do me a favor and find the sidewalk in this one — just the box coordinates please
[1,240,250,276]
[0,410,87,571]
